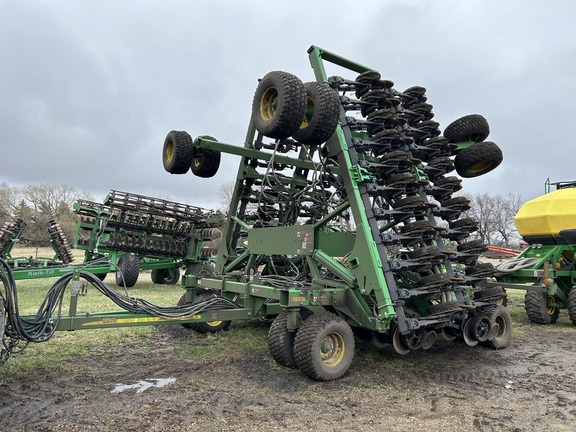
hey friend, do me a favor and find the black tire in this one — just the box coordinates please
[191,135,221,178]
[185,263,214,278]
[524,291,559,324]
[178,293,231,333]
[482,305,512,349]
[94,272,107,281]
[292,82,340,145]
[115,255,140,288]
[568,287,576,326]
[444,114,490,143]
[454,141,503,178]
[267,309,313,368]
[163,130,194,174]
[151,268,181,285]
[251,71,306,139]
[293,312,355,381]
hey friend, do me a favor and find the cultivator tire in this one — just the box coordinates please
[482,305,512,349]
[151,268,180,285]
[251,71,307,139]
[524,291,559,324]
[568,287,576,326]
[267,309,313,368]
[454,141,503,178]
[292,82,340,145]
[191,135,221,178]
[293,312,354,381]
[115,254,140,288]
[163,130,194,174]
[443,114,490,143]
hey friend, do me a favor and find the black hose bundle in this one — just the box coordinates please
[0,257,238,364]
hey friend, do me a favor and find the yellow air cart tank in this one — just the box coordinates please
[514,186,576,240]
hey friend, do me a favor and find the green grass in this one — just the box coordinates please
[0,270,186,385]
[2,253,575,386]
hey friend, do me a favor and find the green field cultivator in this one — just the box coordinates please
[0,46,510,380]
[74,189,223,286]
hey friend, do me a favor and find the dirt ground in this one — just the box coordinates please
[1,309,575,432]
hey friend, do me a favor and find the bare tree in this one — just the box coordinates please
[464,192,523,247]
[217,182,235,213]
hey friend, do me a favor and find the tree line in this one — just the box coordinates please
[0,183,94,248]
[0,181,524,251]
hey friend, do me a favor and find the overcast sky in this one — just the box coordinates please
[1,0,574,210]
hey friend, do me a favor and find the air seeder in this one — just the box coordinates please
[1,46,510,381]
[490,180,576,325]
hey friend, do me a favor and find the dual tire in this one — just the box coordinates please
[252,71,340,145]
[268,311,355,381]
[443,114,503,178]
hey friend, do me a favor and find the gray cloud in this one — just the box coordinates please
[1,0,574,209]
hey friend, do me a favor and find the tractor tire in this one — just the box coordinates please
[482,305,512,349]
[292,82,340,146]
[524,291,559,324]
[454,141,503,178]
[151,268,180,285]
[568,287,576,326]
[443,114,490,143]
[191,135,221,178]
[293,312,355,381]
[267,309,313,368]
[251,71,306,139]
[115,255,140,288]
[163,130,194,174]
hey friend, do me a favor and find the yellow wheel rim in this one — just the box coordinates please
[546,295,557,315]
[260,87,278,121]
[206,321,223,327]
[468,160,493,174]
[165,142,174,163]
[320,332,346,367]
[299,95,314,129]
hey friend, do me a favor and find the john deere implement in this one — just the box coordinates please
[1,46,510,381]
